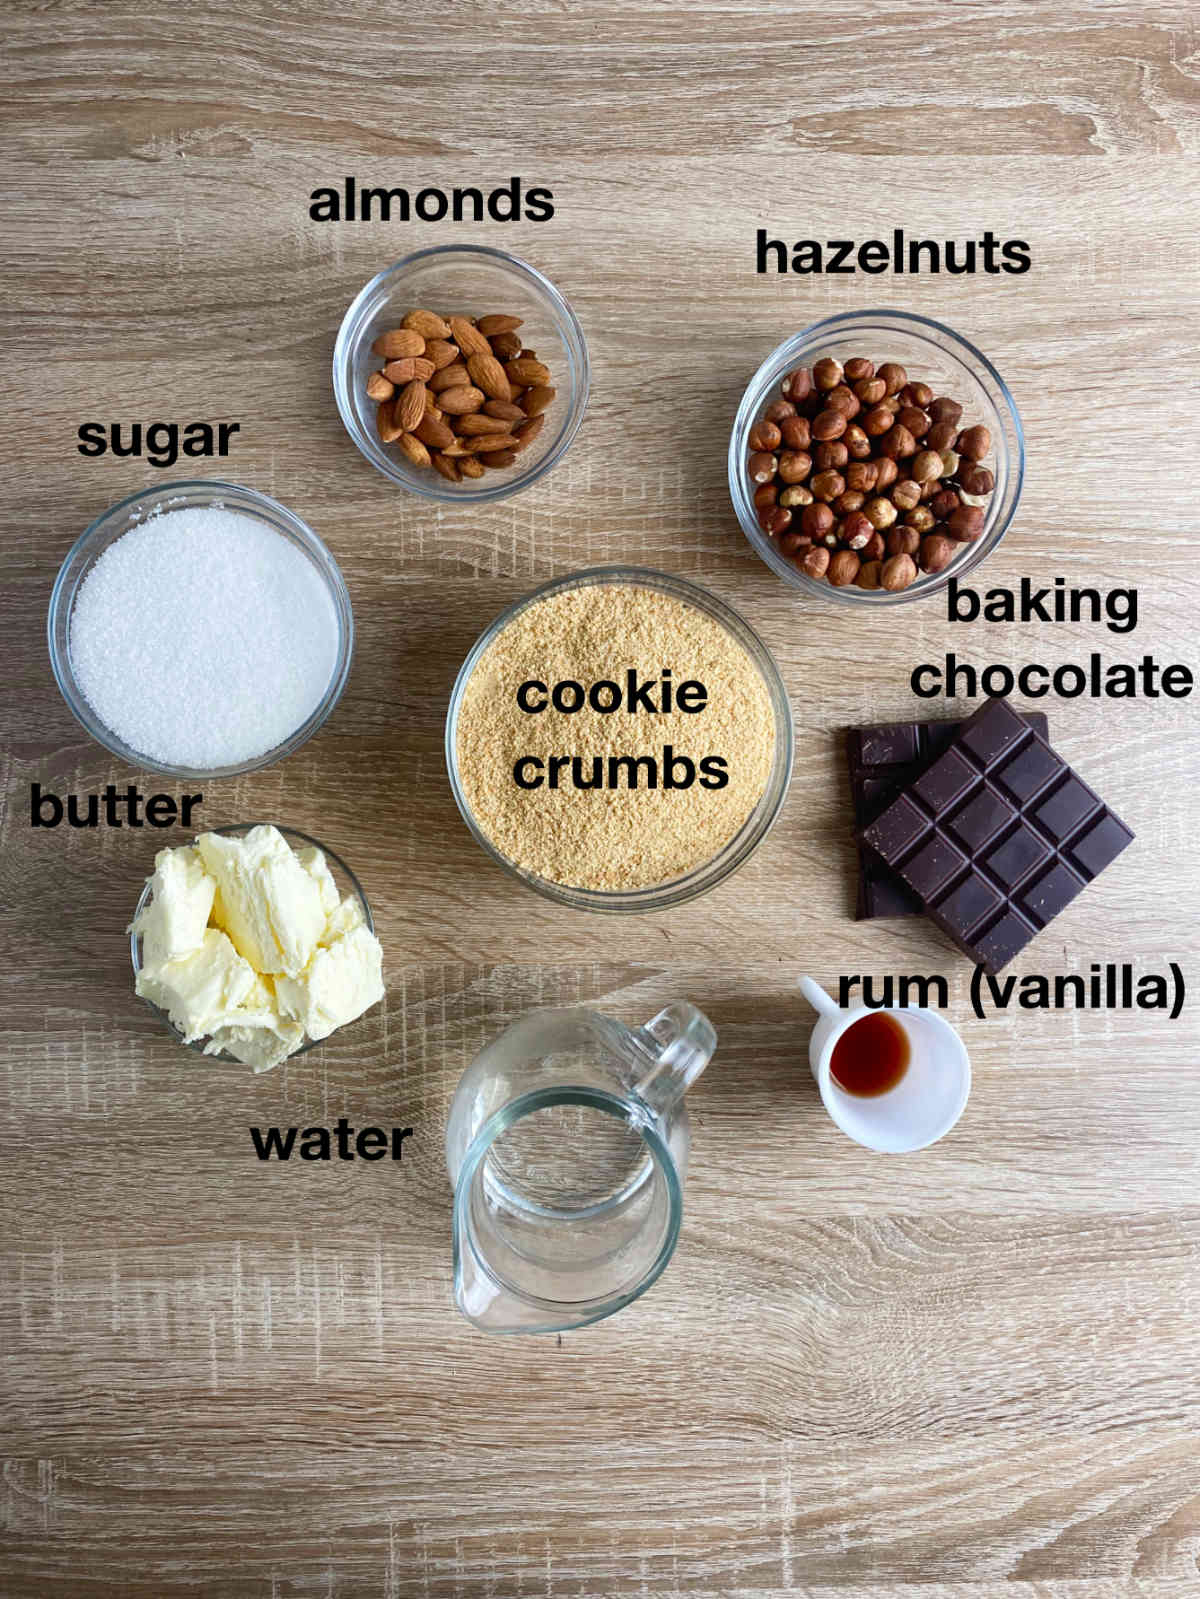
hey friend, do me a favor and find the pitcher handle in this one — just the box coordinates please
[629,1002,717,1115]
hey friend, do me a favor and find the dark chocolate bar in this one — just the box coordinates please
[847,712,1049,920]
[858,699,1134,972]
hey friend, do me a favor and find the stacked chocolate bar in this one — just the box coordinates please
[848,698,1133,972]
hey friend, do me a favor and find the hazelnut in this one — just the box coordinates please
[931,488,960,519]
[958,463,995,495]
[843,423,871,460]
[844,357,875,382]
[779,484,813,508]
[947,504,985,542]
[833,489,865,515]
[881,553,918,591]
[813,441,848,470]
[842,510,874,549]
[812,408,847,441]
[748,419,782,452]
[800,545,831,580]
[901,381,934,409]
[958,425,991,461]
[886,525,921,558]
[777,450,812,484]
[921,477,942,500]
[911,449,943,484]
[873,456,899,490]
[801,501,834,539]
[856,559,883,590]
[784,367,812,404]
[779,415,811,451]
[825,385,861,419]
[753,482,778,511]
[891,478,921,511]
[878,361,908,396]
[926,420,958,453]
[778,530,812,557]
[765,399,797,423]
[896,406,931,438]
[811,469,845,502]
[748,452,777,483]
[919,533,956,574]
[905,505,935,534]
[813,356,844,391]
[928,396,963,426]
[828,549,861,586]
[878,424,917,460]
[846,460,878,494]
[854,377,887,405]
[763,507,792,536]
[862,531,886,562]
[862,404,894,437]
[864,496,898,530]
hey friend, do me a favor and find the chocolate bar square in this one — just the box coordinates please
[859,699,1134,971]
[846,711,1049,920]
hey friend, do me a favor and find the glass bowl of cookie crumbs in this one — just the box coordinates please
[446,567,794,911]
[334,245,589,502]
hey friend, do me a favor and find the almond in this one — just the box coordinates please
[456,412,514,437]
[398,432,431,469]
[448,316,491,358]
[429,362,470,393]
[483,399,526,423]
[431,452,461,482]
[397,379,428,433]
[473,433,519,452]
[424,338,460,371]
[415,410,455,450]
[482,448,518,469]
[458,456,486,479]
[437,385,486,415]
[505,357,551,388]
[467,352,512,403]
[514,413,545,450]
[382,357,435,385]
[402,309,451,340]
[521,384,556,417]
[489,330,523,360]
[366,371,395,402]
[371,328,425,360]
[441,439,473,458]
[377,400,402,444]
[476,314,524,336]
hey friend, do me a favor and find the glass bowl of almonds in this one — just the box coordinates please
[729,310,1024,603]
[334,245,589,502]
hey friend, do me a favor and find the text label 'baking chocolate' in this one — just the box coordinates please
[30,783,203,830]
[77,421,240,469]
[756,228,1031,276]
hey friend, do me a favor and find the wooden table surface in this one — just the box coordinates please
[3,3,1200,1595]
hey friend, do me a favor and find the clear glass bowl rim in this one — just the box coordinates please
[129,822,375,1062]
[451,1083,683,1334]
[728,307,1026,605]
[444,564,795,912]
[47,478,355,779]
[332,243,590,504]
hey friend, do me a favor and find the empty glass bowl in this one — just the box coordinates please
[729,309,1025,604]
[333,245,589,502]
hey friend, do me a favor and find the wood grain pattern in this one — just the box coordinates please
[3,2,1200,1595]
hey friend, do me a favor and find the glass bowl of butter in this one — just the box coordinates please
[129,823,384,1072]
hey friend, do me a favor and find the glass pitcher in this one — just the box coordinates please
[445,1001,717,1334]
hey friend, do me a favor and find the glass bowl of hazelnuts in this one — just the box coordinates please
[728,310,1024,602]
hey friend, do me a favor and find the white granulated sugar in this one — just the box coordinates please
[70,506,341,769]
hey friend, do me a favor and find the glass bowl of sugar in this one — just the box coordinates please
[48,481,354,778]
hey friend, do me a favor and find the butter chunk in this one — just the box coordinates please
[205,1014,306,1074]
[132,845,214,966]
[298,846,340,915]
[136,928,258,1044]
[274,923,384,1042]
[197,825,325,978]
[319,893,365,947]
